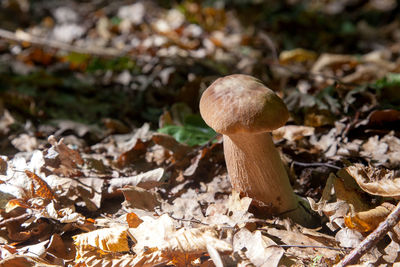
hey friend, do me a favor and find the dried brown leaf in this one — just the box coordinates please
[344,202,395,232]
[121,186,161,211]
[25,170,56,200]
[126,212,143,228]
[346,164,400,198]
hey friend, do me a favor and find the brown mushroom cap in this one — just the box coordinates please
[199,74,289,134]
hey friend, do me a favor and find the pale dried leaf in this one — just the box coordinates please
[162,227,232,255]
[311,53,357,73]
[346,164,400,198]
[272,125,315,142]
[108,168,165,193]
[335,228,364,248]
[11,134,38,152]
[266,227,339,260]
[128,214,176,254]
[233,229,283,267]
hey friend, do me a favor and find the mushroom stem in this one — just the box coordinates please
[224,132,308,223]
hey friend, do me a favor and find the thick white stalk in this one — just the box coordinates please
[223,132,297,214]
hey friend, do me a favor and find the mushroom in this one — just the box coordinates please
[199,74,310,224]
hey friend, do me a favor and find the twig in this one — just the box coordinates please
[276,244,348,251]
[168,213,210,226]
[337,201,400,266]
[292,161,341,170]
[0,28,125,57]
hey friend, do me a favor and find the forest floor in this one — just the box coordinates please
[0,0,400,266]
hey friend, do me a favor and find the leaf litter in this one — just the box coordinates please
[1,1,400,266]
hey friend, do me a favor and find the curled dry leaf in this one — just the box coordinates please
[272,125,315,142]
[311,53,358,74]
[346,163,400,198]
[279,48,317,65]
[345,202,395,233]
[108,168,165,193]
[116,139,150,168]
[0,157,7,175]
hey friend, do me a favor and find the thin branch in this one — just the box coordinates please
[292,161,341,170]
[276,244,348,252]
[168,213,210,226]
[337,201,400,266]
[0,28,125,57]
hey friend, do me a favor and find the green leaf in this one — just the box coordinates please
[158,114,216,146]
[374,73,400,89]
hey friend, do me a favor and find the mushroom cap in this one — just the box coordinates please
[199,74,289,134]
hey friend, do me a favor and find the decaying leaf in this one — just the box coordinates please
[346,163,400,198]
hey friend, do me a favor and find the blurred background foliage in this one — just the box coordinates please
[0,0,399,145]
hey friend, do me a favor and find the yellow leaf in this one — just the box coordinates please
[279,48,317,65]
